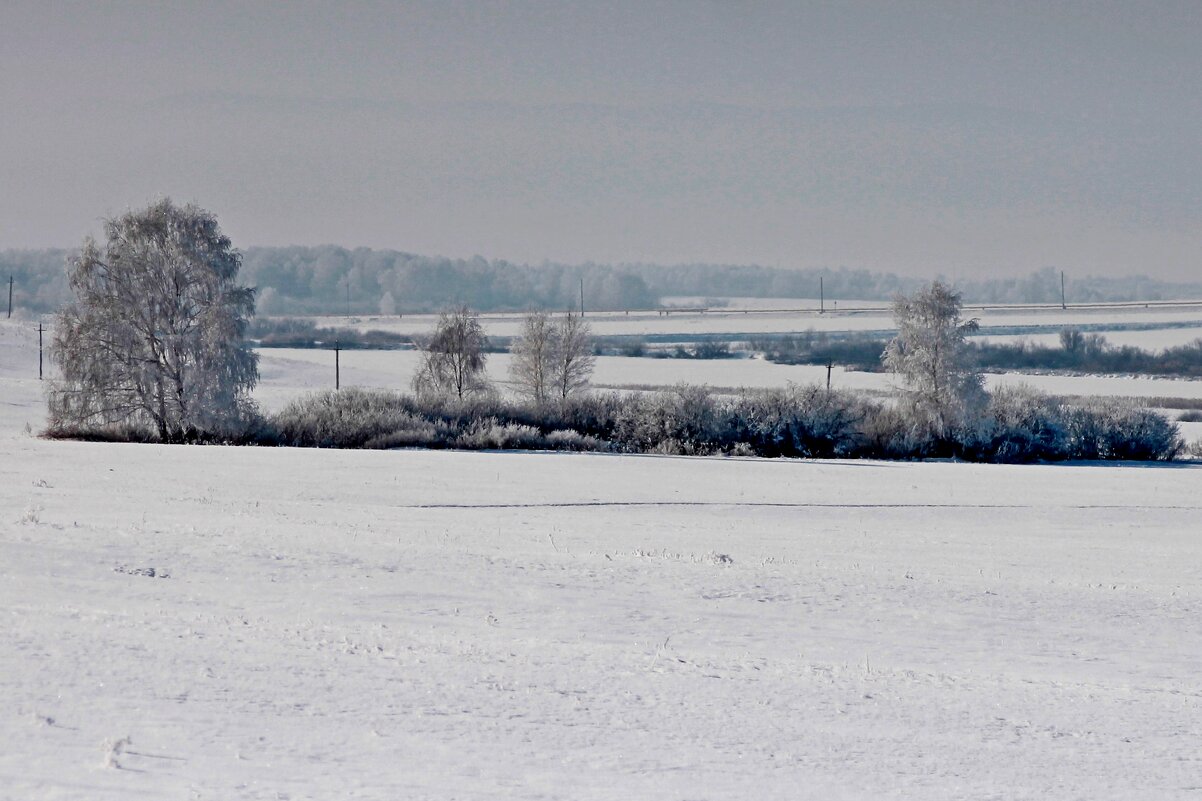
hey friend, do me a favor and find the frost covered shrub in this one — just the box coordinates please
[605,383,872,458]
[362,420,445,449]
[613,385,722,454]
[1105,406,1182,461]
[265,388,607,452]
[728,384,867,458]
[962,385,1070,463]
[236,382,1183,463]
[405,392,507,429]
[447,415,604,452]
[541,392,627,443]
[1063,402,1181,461]
[611,394,665,452]
[42,420,160,444]
[948,389,1179,463]
[544,429,606,452]
[269,388,435,448]
[855,404,932,460]
[454,419,546,450]
[1184,438,1202,460]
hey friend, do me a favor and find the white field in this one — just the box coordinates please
[3,321,1202,799]
[328,301,1202,340]
[976,326,1202,351]
[259,348,1202,408]
[1177,421,1202,442]
[661,296,891,312]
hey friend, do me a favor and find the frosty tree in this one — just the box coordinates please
[412,306,491,399]
[509,311,556,403]
[509,310,595,403]
[883,280,985,437]
[49,199,258,442]
[552,310,594,400]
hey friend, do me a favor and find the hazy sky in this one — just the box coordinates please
[3,1,1201,279]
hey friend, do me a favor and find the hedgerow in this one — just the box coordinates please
[249,384,1181,463]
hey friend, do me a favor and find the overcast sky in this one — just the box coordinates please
[3,1,1200,279]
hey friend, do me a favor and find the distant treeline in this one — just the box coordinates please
[247,317,413,349]
[0,249,70,313]
[241,247,656,315]
[641,264,1202,307]
[5,246,1202,315]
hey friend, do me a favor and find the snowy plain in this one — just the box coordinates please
[258,347,1202,411]
[326,300,1202,341]
[976,326,1202,351]
[2,320,1202,799]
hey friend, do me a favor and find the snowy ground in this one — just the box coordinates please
[3,321,1202,799]
[977,326,1202,351]
[325,301,1202,341]
[661,295,891,311]
[258,347,1202,411]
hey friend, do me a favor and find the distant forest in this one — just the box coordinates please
[5,246,1201,316]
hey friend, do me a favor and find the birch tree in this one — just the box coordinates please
[49,200,258,441]
[509,311,556,403]
[883,281,984,437]
[552,310,595,400]
[412,306,491,400]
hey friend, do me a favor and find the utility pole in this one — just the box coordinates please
[7,275,12,318]
[819,276,824,314]
[334,342,341,390]
[826,360,832,391]
[579,278,585,317]
[1061,271,1067,310]
[38,322,43,380]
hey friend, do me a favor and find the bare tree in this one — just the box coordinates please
[49,199,258,441]
[552,310,595,400]
[412,306,491,400]
[509,310,556,403]
[883,281,984,437]
[1059,326,1084,354]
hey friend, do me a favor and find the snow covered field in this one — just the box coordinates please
[3,321,1202,799]
[258,347,1202,409]
[327,301,1202,341]
[976,326,1202,351]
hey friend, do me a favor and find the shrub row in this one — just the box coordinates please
[972,337,1202,377]
[251,384,1182,463]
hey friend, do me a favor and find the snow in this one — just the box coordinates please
[257,347,1202,407]
[1175,420,1202,445]
[661,296,892,311]
[328,302,1202,340]
[976,326,1202,351]
[3,320,1201,799]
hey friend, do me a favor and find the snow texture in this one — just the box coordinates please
[2,320,1201,799]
